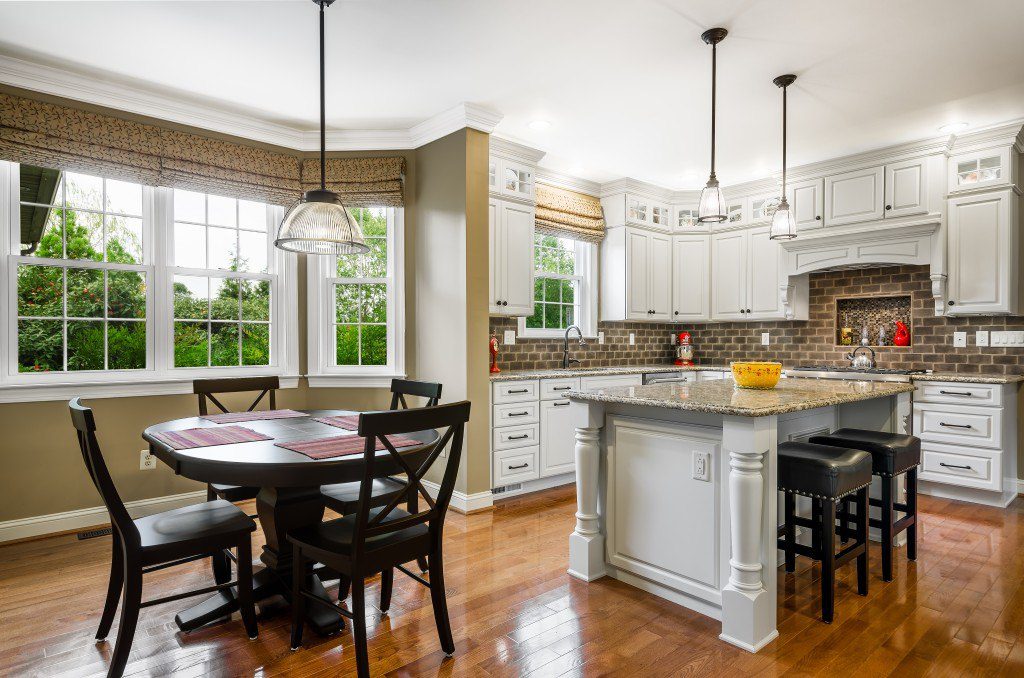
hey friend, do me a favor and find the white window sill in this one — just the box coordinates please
[306,373,407,389]
[517,329,598,340]
[0,374,301,403]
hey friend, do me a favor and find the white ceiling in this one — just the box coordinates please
[1,0,1023,189]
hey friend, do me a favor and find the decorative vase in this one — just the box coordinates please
[893,321,910,347]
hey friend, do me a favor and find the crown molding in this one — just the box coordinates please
[948,118,1024,154]
[0,53,503,152]
[599,177,677,202]
[535,168,602,197]
[489,136,547,164]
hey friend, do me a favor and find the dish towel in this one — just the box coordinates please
[275,433,422,460]
[150,425,272,450]
[201,409,309,424]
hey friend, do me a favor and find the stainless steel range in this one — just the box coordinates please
[784,365,927,383]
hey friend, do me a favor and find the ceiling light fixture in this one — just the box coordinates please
[528,119,552,131]
[275,0,368,256]
[697,28,728,224]
[770,74,798,241]
[938,122,969,135]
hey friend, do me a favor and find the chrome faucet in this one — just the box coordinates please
[562,325,587,369]
[846,345,876,369]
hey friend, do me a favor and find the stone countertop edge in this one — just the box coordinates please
[909,373,1024,385]
[566,379,917,417]
[488,364,730,382]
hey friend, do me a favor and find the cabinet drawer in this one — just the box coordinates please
[493,401,539,426]
[919,442,1001,492]
[540,377,581,400]
[493,423,539,451]
[494,447,539,485]
[580,374,644,392]
[492,380,539,404]
[914,381,1002,407]
[913,403,1001,449]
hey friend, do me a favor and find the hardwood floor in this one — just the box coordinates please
[2,486,1023,677]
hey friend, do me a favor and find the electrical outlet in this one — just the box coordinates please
[670,333,677,344]
[139,449,156,470]
[692,451,710,482]
[953,331,967,348]
[628,332,635,346]
[976,330,989,347]
[761,332,770,346]
[598,331,605,345]
[503,330,516,345]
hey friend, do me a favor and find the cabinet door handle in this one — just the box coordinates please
[815,215,822,220]
[885,204,892,210]
[507,463,529,470]
[939,422,972,430]
[746,308,751,314]
[507,388,529,394]
[674,311,679,315]
[553,386,572,391]
[939,462,973,470]
[508,411,530,417]
[939,390,974,397]
[554,401,570,407]
[508,434,530,440]
[948,300,955,306]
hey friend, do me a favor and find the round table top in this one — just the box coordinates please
[143,409,439,488]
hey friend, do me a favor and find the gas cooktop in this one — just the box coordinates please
[790,365,926,375]
[785,365,926,383]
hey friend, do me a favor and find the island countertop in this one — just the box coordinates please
[569,377,916,417]
[488,364,729,382]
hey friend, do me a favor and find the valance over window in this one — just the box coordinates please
[534,183,605,244]
[0,92,406,207]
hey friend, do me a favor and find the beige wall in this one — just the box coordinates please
[0,136,496,525]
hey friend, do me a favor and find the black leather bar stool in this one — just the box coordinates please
[810,428,921,582]
[777,441,872,624]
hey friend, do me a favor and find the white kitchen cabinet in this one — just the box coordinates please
[711,227,786,320]
[946,190,1019,315]
[603,227,672,321]
[671,234,710,321]
[580,374,643,391]
[747,193,779,224]
[747,228,785,318]
[488,197,535,316]
[648,232,672,320]
[675,206,703,232]
[496,158,534,201]
[824,165,885,226]
[884,158,928,218]
[721,198,745,228]
[539,399,575,476]
[789,178,824,231]
[949,148,1015,193]
[651,204,673,229]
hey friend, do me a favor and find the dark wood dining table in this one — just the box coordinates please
[143,409,438,636]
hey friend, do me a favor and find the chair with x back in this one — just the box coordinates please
[320,378,442,574]
[288,400,470,677]
[70,398,258,678]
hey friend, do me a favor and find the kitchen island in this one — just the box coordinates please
[567,377,915,652]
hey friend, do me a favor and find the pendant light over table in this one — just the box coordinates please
[769,74,797,241]
[275,0,369,255]
[697,27,728,224]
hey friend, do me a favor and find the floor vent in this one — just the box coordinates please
[77,527,113,540]
[492,484,522,495]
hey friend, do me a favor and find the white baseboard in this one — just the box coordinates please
[0,490,207,543]
[421,480,494,514]
[492,472,576,500]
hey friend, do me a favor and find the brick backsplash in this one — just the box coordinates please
[489,265,1024,375]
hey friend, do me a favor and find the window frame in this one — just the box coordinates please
[0,160,299,402]
[306,207,405,388]
[517,235,598,339]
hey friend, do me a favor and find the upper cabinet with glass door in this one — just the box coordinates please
[948,148,1015,193]
[623,195,672,232]
[490,157,535,202]
[674,206,706,233]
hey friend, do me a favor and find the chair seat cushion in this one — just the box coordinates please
[135,499,255,551]
[810,428,921,477]
[321,478,407,514]
[778,442,872,500]
[288,507,428,556]
[210,483,261,502]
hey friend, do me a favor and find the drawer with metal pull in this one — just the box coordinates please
[493,401,539,426]
[492,422,539,451]
[540,377,581,401]
[492,380,539,405]
[912,402,1001,449]
[914,381,1001,407]
[494,446,539,485]
[919,442,1001,492]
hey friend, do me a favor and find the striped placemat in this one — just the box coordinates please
[276,433,422,460]
[313,414,360,431]
[150,425,272,450]
[201,409,309,424]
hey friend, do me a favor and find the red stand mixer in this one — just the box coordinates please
[674,331,695,366]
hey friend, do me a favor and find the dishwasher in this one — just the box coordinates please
[642,371,697,385]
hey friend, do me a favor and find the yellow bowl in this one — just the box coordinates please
[731,361,782,389]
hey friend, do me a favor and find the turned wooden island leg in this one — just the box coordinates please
[568,400,606,582]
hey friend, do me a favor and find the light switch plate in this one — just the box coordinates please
[953,331,967,347]
[992,331,1024,347]
[976,330,989,347]
[628,333,635,346]
[761,332,770,346]
[598,331,605,345]
[503,330,516,345]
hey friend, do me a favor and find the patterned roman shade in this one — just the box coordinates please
[534,183,605,243]
[0,92,406,207]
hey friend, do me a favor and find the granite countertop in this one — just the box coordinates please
[568,378,916,417]
[910,373,1024,385]
[489,364,731,382]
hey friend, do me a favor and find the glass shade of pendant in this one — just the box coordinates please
[275,189,369,255]
[769,197,796,240]
[697,176,727,223]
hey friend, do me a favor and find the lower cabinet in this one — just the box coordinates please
[539,399,575,476]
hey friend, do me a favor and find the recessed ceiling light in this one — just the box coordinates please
[528,119,551,131]
[938,122,969,134]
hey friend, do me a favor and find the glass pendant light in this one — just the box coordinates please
[697,28,728,224]
[275,0,369,255]
[769,74,797,241]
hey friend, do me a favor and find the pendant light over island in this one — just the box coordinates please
[697,27,728,224]
[769,73,797,241]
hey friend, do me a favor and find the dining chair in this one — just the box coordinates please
[288,400,471,677]
[320,378,442,574]
[193,376,278,583]
[69,398,258,678]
